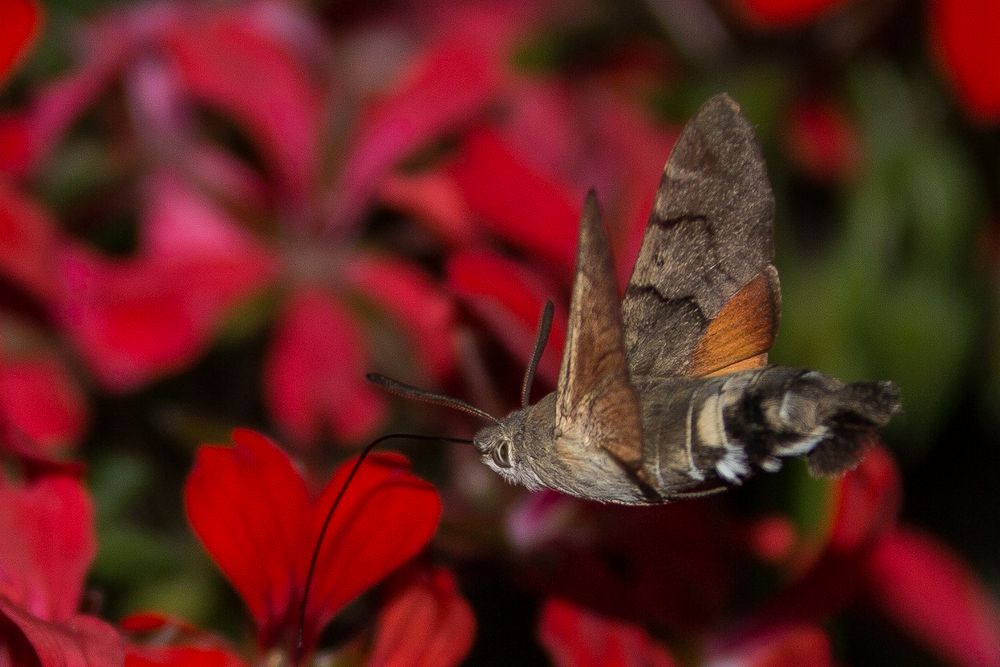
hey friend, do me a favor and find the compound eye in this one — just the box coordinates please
[491,440,512,468]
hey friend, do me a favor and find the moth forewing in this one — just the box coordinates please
[554,191,643,473]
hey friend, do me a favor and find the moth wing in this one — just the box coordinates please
[621,93,779,379]
[556,192,644,469]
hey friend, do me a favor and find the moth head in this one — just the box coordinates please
[472,408,545,490]
[366,300,555,489]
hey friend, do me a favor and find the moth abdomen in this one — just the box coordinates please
[637,368,901,497]
[724,368,902,479]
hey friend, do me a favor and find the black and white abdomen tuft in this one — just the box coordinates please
[635,368,902,496]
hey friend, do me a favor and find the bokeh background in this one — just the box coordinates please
[2,0,999,665]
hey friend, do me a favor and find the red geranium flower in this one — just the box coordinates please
[0,458,124,665]
[3,2,501,447]
[183,429,442,663]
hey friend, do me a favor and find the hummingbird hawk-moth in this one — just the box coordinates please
[370,93,901,505]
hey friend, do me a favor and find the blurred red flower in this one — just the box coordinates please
[0,180,87,451]
[515,445,1000,666]
[538,598,677,667]
[785,96,863,184]
[0,2,505,447]
[720,447,1000,667]
[0,0,40,85]
[368,565,476,667]
[183,429,442,661]
[444,81,677,390]
[0,462,124,665]
[929,0,1000,124]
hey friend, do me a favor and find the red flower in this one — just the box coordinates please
[443,82,676,391]
[0,182,87,451]
[0,465,124,665]
[538,598,678,667]
[263,289,387,444]
[369,566,476,667]
[54,172,275,391]
[866,527,1000,667]
[4,4,496,446]
[0,0,40,85]
[721,446,1000,666]
[784,96,863,184]
[183,429,442,661]
[929,0,1000,124]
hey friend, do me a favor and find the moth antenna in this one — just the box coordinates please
[295,432,474,662]
[366,373,501,425]
[520,300,555,408]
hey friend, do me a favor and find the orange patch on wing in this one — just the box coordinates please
[689,266,780,377]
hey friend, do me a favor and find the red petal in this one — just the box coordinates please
[125,646,248,667]
[0,113,32,176]
[721,447,901,640]
[0,350,87,450]
[929,0,1000,124]
[334,39,500,225]
[449,129,578,274]
[826,443,900,553]
[447,249,566,385]
[0,475,95,620]
[184,430,310,647]
[538,598,677,667]
[55,246,206,391]
[164,13,321,201]
[0,179,60,301]
[18,39,129,174]
[123,612,248,667]
[369,567,476,667]
[729,0,853,27]
[378,171,475,246]
[301,453,441,650]
[711,624,832,667]
[0,600,125,667]
[345,255,456,379]
[866,527,1000,667]
[55,179,273,392]
[263,289,386,446]
[141,171,276,319]
[785,97,862,183]
[0,0,41,84]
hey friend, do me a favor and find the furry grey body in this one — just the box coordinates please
[474,367,900,504]
[465,93,903,504]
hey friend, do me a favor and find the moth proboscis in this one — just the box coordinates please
[369,93,901,505]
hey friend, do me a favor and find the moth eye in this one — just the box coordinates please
[491,441,512,468]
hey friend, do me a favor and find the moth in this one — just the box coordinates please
[370,93,901,504]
